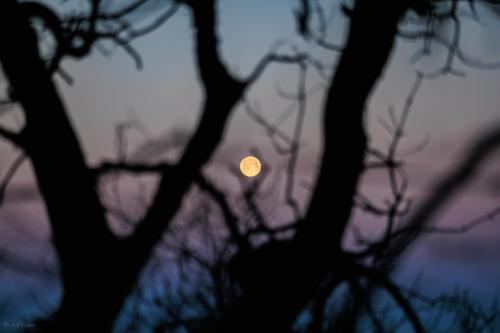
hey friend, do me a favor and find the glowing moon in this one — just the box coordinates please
[239,156,262,177]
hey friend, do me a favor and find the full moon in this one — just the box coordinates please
[239,156,262,177]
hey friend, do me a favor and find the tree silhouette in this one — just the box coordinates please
[1,0,500,332]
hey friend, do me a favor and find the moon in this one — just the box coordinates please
[240,156,262,177]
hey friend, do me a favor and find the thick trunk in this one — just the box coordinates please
[218,1,408,332]
[0,0,409,331]
[0,1,130,331]
[299,0,407,252]
[0,0,113,256]
[1,1,246,331]
[41,278,126,332]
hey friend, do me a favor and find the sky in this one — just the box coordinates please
[1,0,500,329]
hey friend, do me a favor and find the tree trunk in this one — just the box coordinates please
[0,1,132,331]
[218,1,409,332]
[299,0,407,253]
[0,1,246,331]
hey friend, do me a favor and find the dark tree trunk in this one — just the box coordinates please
[0,0,246,331]
[0,0,410,331]
[217,1,409,332]
[0,1,133,331]
[299,0,407,253]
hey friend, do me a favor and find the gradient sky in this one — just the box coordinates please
[2,0,500,326]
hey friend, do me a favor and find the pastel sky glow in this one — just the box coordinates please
[1,0,500,326]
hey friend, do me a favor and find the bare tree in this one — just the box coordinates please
[1,0,500,332]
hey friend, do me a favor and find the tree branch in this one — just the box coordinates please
[297,0,410,251]
[0,0,115,285]
[194,173,247,248]
[0,125,23,146]
[246,52,307,85]
[127,0,249,266]
[354,264,425,333]
[93,159,247,248]
[0,153,26,205]
[380,124,500,271]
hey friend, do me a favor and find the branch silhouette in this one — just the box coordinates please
[2,0,500,332]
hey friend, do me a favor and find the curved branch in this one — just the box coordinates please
[246,52,308,85]
[354,264,425,333]
[297,0,410,251]
[380,124,500,270]
[0,126,23,146]
[128,0,248,266]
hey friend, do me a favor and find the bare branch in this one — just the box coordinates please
[284,62,307,219]
[354,264,425,333]
[18,0,178,75]
[295,0,311,38]
[127,0,252,269]
[393,204,500,237]
[380,124,500,270]
[298,0,409,250]
[243,99,294,154]
[195,173,247,248]
[228,163,271,233]
[295,0,343,51]
[126,3,179,40]
[246,52,308,85]
[352,74,423,260]
[399,0,500,78]
[0,125,23,146]
[0,153,26,205]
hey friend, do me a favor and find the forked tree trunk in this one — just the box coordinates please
[0,1,132,331]
[0,1,245,331]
